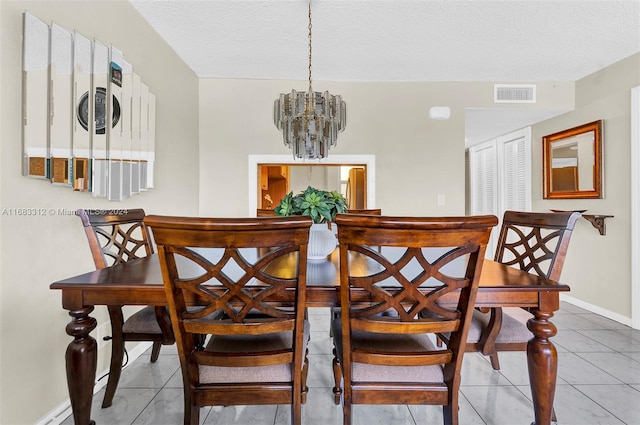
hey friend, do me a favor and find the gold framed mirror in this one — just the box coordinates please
[543,120,603,199]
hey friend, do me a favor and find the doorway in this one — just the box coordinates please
[258,164,367,210]
[248,155,376,216]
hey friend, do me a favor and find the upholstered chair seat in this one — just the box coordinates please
[121,306,166,334]
[469,307,533,345]
[200,321,310,384]
[331,320,444,383]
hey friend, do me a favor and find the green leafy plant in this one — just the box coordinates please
[274,186,348,223]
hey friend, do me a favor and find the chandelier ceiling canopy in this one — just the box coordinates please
[273,2,346,160]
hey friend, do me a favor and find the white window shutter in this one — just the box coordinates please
[498,128,531,213]
[468,128,532,257]
[469,140,499,256]
[469,140,498,216]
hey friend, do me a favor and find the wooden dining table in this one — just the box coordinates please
[51,248,569,425]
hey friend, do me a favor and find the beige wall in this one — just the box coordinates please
[532,53,640,319]
[198,80,573,217]
[0,1,200,423]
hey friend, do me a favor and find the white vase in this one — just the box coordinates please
[307,259,337,285]
[308,223,337,260]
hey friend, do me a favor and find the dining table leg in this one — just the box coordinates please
[526,308,558,425]
[65,306,98,425]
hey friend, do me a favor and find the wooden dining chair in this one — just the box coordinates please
[345,208,381,215]
[76,208,175,408]
[462,210,581,371]
[144,215,313,425]
[331,214,497,425]
[256,208,277,216]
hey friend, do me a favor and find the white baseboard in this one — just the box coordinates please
[35,342,152,425]
[561,294,632,327]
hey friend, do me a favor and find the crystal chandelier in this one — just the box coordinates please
[273,2,346,160]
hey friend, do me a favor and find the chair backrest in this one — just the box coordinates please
[256,208,277,217]
[334,214,497,370]
[494,210,581,281]
[144,215,312,377]
[77,208,154,270]
[346,208,381,215]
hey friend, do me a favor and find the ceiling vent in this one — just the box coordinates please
[494,84,536,103]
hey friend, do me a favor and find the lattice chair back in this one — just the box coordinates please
[494,210,581,281]
[77,208,154,269]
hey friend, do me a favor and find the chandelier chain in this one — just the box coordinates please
[308,3,313,94]
[306,3,313,118]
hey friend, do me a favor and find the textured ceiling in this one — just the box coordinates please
[129,0,640,145]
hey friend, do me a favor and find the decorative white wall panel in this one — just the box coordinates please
[21,12,156,200]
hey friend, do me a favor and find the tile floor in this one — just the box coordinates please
[61,302,640,425]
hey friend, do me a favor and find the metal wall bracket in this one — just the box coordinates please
[582,214,613,235]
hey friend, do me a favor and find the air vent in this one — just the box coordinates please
[494,84,536,103]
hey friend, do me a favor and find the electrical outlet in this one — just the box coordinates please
[437,194,445,206]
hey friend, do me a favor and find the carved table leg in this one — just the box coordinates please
[526,308,558,425]
[65,307,97,425]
